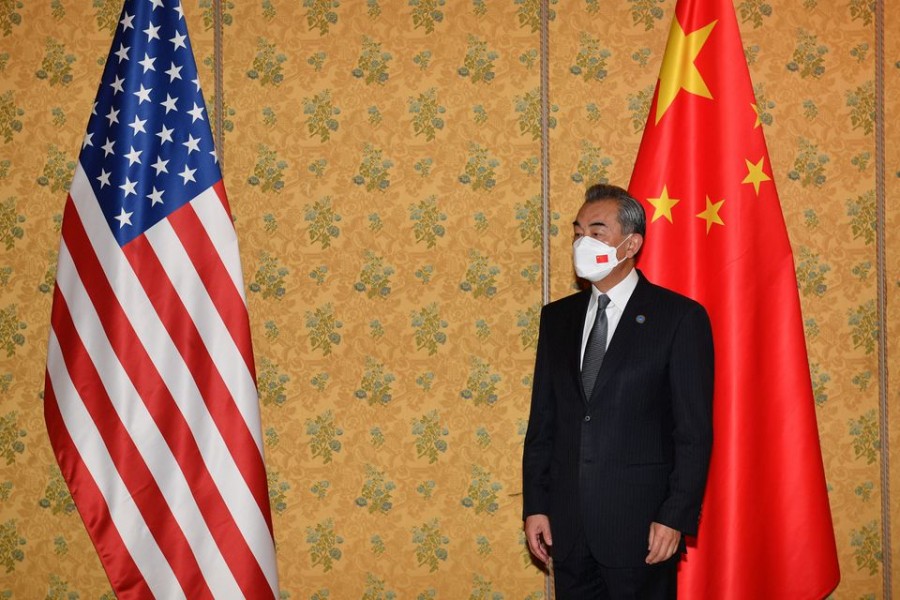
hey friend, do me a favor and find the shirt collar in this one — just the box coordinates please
[591,267,639,310]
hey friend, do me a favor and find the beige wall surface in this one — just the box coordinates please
[0,1,896,598]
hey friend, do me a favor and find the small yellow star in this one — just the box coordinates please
[655,18,717,124]
[696,196,725,234]
[647,185,680,223]
[742,157,772,195]
[751,103,761,128]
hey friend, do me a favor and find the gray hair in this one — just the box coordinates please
[584,183,646,237]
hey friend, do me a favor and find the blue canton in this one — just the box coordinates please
[79,0,220,246]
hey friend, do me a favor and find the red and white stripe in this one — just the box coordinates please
[45,165,279,599]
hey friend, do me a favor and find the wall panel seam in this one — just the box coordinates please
[213,0,225,174]
[875,0,891,593]
[540,0,551,307]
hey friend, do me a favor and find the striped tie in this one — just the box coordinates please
[581,294,611,398]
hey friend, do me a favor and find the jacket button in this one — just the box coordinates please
[583,415,591,422]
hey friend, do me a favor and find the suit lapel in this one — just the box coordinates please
[569,290,592,403]
[587,274,652,403]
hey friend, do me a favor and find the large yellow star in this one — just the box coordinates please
[696,196,725,233]
[751,103,762,128]
[654,18,717,124]
[647,185,680,223]
[742,157,771,195]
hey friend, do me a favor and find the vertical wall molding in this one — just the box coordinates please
[875,0,891,594]
[212,0,225,174]
[540,0,551,308]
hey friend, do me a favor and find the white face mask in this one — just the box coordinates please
[572,234,632,282]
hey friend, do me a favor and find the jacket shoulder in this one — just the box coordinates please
[640,277,709,317]
[542,289,589,315]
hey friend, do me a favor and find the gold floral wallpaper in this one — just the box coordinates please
[0,0,897,598]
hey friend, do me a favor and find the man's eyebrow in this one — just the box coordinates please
[572,221,608,227]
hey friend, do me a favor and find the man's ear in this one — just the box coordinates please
[625,234,644,258]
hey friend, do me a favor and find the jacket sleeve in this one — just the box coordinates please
[654,302,714,536]
[522,305,555,519]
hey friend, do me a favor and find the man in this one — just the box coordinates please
[522,184,714,599]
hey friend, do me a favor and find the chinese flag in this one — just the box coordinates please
[628,0,841,596]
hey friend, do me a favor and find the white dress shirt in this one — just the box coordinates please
[580,268,639,368]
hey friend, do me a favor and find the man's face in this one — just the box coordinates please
[573,199,627,253]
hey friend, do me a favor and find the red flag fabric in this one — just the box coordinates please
[43,0,279,597]
[628,0,840,597]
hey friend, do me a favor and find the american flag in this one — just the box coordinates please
[43,1,279,597]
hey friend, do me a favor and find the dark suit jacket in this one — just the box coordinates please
[522,270,714,567]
